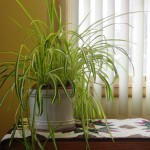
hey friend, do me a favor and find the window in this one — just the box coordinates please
[63,0,150,118]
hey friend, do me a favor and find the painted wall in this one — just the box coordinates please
[0,0,47,140]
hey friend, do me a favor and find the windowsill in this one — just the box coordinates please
[90,76,146,98]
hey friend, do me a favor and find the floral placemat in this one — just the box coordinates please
[2,118,150,142]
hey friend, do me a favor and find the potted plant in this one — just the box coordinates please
[0,0,129,149]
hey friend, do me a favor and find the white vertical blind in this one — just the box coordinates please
[103,0,115,117]
[65,0,150,119]
[68,0,79,30]
[92,0,103,101]
[60,0,79,31]
[116,0,129,116]
[145,0,150,115]
[79,0,90,37]
[131,0,144,116]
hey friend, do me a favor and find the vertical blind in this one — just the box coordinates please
[62,0,150,119]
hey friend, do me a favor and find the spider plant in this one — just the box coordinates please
[0,0,129,149]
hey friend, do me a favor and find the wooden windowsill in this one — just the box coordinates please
[90,76,146,97]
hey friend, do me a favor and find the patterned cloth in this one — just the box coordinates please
[2,118,150,141]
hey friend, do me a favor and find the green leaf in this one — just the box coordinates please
[36,84,44,116]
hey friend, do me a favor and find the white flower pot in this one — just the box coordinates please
[29,88,75,131]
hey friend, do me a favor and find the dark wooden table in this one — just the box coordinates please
[1,137,150,150]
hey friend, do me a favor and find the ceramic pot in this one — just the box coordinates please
[29,88,75,131]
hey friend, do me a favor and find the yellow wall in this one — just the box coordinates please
[0,0,47,140]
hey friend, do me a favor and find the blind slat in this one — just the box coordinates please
[103,0,115,116]
[93,0,103,100]
[132,0,144,116]
[145,0,150,114]
[116,0,129,116]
